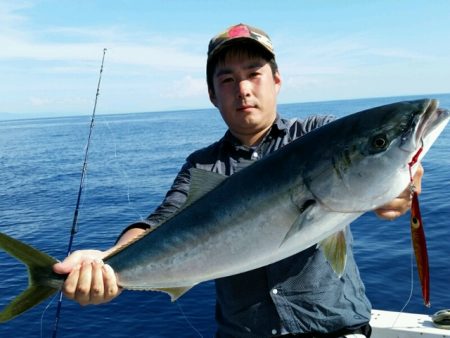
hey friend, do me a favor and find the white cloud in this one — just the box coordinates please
[0,0,30,26]
[1,1,448,115]
[29,96,53,107]
[0,35,205,71]
[29,95,90,108]
[0,1,205,72]
[0,0,208,115]
[160,75,207,99]
[274,28,449,103]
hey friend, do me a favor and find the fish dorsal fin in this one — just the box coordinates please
[118,169,228,233]
[152,285,196,302]
[319,230,347,277]
[184,168,227,207]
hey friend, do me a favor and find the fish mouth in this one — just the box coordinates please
[401,99,449,152]
[416,99,439,143]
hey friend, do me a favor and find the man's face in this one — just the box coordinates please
[209,54,281,145]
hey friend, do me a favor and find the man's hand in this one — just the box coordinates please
[52,227,145,306]
[374,163,424,220]
[53,250,121,306]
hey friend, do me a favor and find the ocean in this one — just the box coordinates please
[1,94,449,338]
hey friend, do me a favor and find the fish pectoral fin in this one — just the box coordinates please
[280,200,316,246]
[152,285,196,302]
[319,230,347,278]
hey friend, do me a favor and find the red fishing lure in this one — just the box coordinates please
[408,147,430,307]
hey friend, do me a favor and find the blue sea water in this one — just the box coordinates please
[1,94,450,338]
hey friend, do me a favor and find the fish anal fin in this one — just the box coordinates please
[319,230,347,277]
[152,285,195,302]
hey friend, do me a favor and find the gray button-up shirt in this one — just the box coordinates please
[125,115,372,337]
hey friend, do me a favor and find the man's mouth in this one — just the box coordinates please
[237,104,255,112]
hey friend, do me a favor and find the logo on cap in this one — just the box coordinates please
[207,24,274,59]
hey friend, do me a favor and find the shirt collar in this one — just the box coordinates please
[223,114,287,148]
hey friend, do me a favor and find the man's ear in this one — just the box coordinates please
[209,88,218,107]
[274,71,282,94]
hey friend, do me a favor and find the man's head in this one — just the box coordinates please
[206,24,282,146]
[206,24,278,95]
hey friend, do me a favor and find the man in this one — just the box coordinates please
[53,24,423,337]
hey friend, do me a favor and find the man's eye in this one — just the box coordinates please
[221,77,233,84]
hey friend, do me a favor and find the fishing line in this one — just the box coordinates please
[97,115,144,221]
[50,48,107,338]
[40,293,59,338]
[392,153,424,327]
[391,242,415,328]
[176,302,204,338]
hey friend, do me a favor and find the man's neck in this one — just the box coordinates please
[232,125,273,147]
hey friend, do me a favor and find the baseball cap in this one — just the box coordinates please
[207,23,275,60]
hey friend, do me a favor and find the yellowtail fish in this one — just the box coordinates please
[0,99,448,322]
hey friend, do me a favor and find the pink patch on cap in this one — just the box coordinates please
[228,25,250,38]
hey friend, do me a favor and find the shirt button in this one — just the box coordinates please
[272,288,278,295]
[251,151,259,160]
[271,329,278,335]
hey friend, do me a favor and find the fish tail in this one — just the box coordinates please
[0,232,62,322]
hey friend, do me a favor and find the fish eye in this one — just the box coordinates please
[371,134,388,150]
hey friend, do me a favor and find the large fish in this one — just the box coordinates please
[0,99,448,322]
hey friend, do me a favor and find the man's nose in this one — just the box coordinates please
[237,80,251,98]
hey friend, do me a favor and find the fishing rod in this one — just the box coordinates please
[51,48,107,338]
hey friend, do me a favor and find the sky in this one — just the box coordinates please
[1,0,449,118]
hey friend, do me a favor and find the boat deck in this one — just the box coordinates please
[371,309,450,338]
